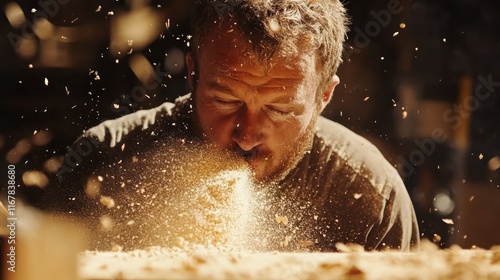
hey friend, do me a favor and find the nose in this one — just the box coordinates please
[232,107,264,151]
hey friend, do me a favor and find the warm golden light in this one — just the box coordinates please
[22,170,49,188]
[4,2,25,28]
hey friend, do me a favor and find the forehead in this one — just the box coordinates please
[196,24,318,80]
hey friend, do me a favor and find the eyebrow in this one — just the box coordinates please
[208,80,237,96]
[208,79,305,105]
[208,80,244,98]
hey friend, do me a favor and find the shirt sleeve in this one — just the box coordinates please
[42,101,181,215]
[302,117,420,252]
[364,176,420,251]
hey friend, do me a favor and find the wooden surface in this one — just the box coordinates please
[79,244,500,280]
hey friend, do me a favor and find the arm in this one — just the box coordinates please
[42,100,180,215]
[365,176,420,251]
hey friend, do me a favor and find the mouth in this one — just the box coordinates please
[235,147,258,162]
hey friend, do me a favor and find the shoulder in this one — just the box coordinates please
[50,94,192,206]
[85,94,191,148]
[303,117,419,250]
[313,116,403,200]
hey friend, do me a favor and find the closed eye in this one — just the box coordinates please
[214,99,242,106]
[266,105,294,116]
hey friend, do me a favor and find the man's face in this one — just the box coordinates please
[188,27,337,183]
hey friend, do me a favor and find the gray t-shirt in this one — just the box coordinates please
[46,94,419,251]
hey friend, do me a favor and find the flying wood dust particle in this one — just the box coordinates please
[85,176,101,198]
[442,219,454,225]
[22,170,49,188]
[100,215,114,231]
[275,215,288,225]
[100,196,115,209]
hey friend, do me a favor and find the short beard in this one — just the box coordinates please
[257,115,318,185]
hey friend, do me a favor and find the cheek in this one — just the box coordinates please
[282,109,316,137]
[267,117,310,149]
[197,105,235,144]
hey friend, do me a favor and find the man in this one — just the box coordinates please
[47,0,419,251]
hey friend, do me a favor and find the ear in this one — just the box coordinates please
[319,75,340,112]
[186,51,196,90]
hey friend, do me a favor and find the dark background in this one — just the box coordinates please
[1,0,499,249]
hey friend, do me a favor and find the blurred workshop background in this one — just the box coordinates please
[1,0,499,249]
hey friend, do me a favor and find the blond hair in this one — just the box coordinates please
[191,0,349,93]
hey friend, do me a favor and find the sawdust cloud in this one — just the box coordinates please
[82,139,286,252]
